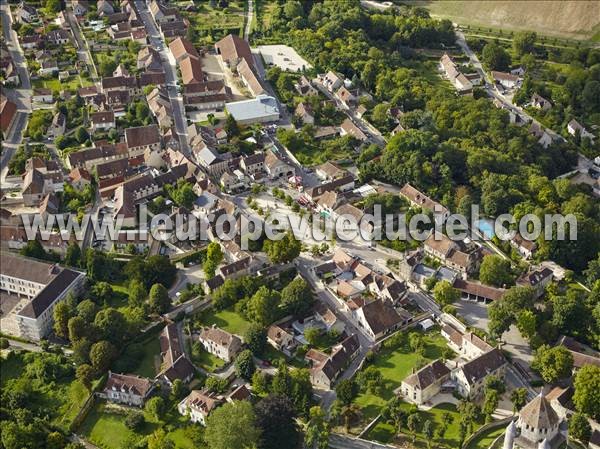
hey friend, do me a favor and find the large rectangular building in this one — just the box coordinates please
[225,95,280,125]
[0,253,86,341]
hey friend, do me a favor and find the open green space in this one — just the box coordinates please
[80,401,198,449]
[32,76,90,92]
[367,402,482,448]
[130,337,161,379]
[192,345,225,372]
[465,425,506,449]
[355,331,451,422]
[196,308,252,336]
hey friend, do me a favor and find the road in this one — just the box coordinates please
[65,9,98,80]
[135,0,190,154]
[330,433,396,449]
[1,3,31,179]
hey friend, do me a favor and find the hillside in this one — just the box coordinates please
[406,1,600,41]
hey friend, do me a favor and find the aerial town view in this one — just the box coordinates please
[0,0,599,448]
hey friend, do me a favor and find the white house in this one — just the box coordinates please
[198,326,242,362]
[178,390,221,426]
[101,372,155,407]
[452,348,506,399]
[400,359,451,405]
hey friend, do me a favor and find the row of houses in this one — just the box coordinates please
[439,54,481,94]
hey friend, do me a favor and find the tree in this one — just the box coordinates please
[280,277,313,316]
[255,395,301,449]
[483,389,499,422]
[479,255,514,287]
[205,376,229,394]
[53,302,71,339]
[65,242,82,267]
[532,345,574,383]
[481,42,511,71]
[569,413,592,444]
[90,281,114,305]
[94,308,127,343]
[68,316,87,342]
[147,429,174,449]
[422,419,433,448]
[89,340,117,373]
[573,365,600,420]
[75,126,89,144]
[203,242,224,278]
[304,326,321,346]
[72,339,92,365]
[244,324,267,356]
[0,338,8,349]
[128,279,147,308]
[76,299,97,323]
[76,364,95,391]
[432,280,460,305]
[148,283,171,314]
[125,412,145,431]
[263,231,301,264]
[305,406,329,449]
[513,31,537,57]
[224,114,239,137]
[235,349,256,380]
[510,388,528,413]
[145,396,165,421]
[516,310,537,340]
[204,401,261,449]
[246,286,279,326]
[407,413,422,442]
[252,370,271,396]
[335,379,359,406]
[45,0,62,13]
[171,379,189,401]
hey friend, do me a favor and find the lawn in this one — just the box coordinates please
[192,345,225,372]
[367,402,476,448]
[354,330,452,424]
[32,76,90,92]
[465,425,506,449]
[130,337,162,378]
[196,308,252,336]
[80,401,198,449]
[55,380,91,429]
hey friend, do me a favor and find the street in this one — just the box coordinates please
[65,9,98,80]
[135,0,190,154]
[1,3,32,180]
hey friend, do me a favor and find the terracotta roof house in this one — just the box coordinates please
[339,118,368,142]
[215,34,254,69]
[180,55,204,85]
[157,323,195,386]
[169,37,200,62]
[237,58,265,97]
[267,324,297,356]
[125,124,162,155]
[0,94,17,135]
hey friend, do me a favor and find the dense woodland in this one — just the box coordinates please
[261,0,599,275]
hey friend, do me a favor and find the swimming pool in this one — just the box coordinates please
[476,219,496,239]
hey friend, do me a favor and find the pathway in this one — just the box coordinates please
[244,0,253,41]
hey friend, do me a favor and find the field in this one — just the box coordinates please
[465,425,506,449]
[32,75,92,92]
[407,1,600,41]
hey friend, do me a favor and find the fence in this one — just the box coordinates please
[461,417,513,449]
